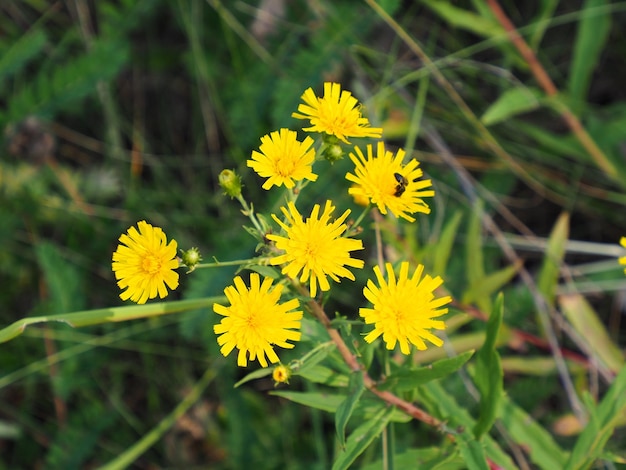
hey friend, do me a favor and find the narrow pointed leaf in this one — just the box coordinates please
[537,212,569,306]
[433,211,463,277]
[297,365,349,387]
[473,293,504,438]
[568,0,611,101]
[270,391,410,422]
[559,293,624,373]
[421,0,504,38]
[380,350,474,391]
[335,371,365,447]
[0,29,47,84]
[456,434,489,470]
[418,381,516,469]
[0,298,221,344]
[332,406,394,470]
[293,341,336,375]
[481,87,543,126]
[565,365,626,469]
[234,368,273,388]
[500,396,568,469]
[463,261,522,308]
[466,200,485,283]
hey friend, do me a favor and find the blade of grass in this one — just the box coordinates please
[559,294,624,374]
[0,297,222,344]
[97,366,216,470]
[567,0,611,103]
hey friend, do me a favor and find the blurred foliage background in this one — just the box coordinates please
[1,0,626,468]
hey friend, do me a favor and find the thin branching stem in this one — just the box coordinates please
[296,284,444,429]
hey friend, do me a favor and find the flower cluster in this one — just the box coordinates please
[111,82,450,369]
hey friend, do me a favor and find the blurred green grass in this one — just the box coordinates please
[1,0,626,468]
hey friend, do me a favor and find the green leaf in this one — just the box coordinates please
[361,447,465,470]
[271,390,344,413]
[35,241,85,314]
[270,391,411,423]
[246,264,281,279]
[297,365,349,387]
[568,0,612,102]
[380,350,474,391]
[559,294,624,374]
[421,0,504,39]
[529,0,560,49]
[466,200,485,283]
[1,39,129,125]
[0,298,221,345]
[537,212,569,306]
[293,341,336,375]
[499,396,568,469]
[234,367,273,388]
[501,356,585,376]
[0,28,46,85]
[456,434,489,470]
[433,211,463,277]
[565,364,626,469]
[335,371,365,447]
[473,293,504,439]
[481,87,543,126]
[464,262,521,310]
[418,381,517,469]
[515,121,588,160]
[332,406,394,470]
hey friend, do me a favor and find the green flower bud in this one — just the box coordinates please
[323,143,344,163]
[219,169,242,198]
[180,247,202,272]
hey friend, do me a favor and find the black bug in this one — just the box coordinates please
[393,172,408,197]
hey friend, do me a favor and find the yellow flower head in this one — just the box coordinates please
[360,262,451,354]
[248,128,318,190]
[619,237,626,273]
[112,220,179,304]
[272,364,292,385]
[346,142,434,222]
[267,200,365,297]
[213,273,303,368]
[292,82,383,143]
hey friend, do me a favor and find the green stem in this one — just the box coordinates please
[382,350,395,470]
[236,194,265,234]
[192,258,262,270]
[350,204,373,233]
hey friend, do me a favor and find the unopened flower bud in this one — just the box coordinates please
[219,169,242,198]
[323,143,344,163]
[180,247,202,272]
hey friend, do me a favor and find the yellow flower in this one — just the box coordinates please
[112,220,179,304]
[292,82,383,143]
[350,184,370,207]
[346,142,434,222]
[272,364,292,385]
[213,273,302,368]
[360,262,451,354]
[267,200,365,297]
[619,237,626,273]
[247,128,318,190]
